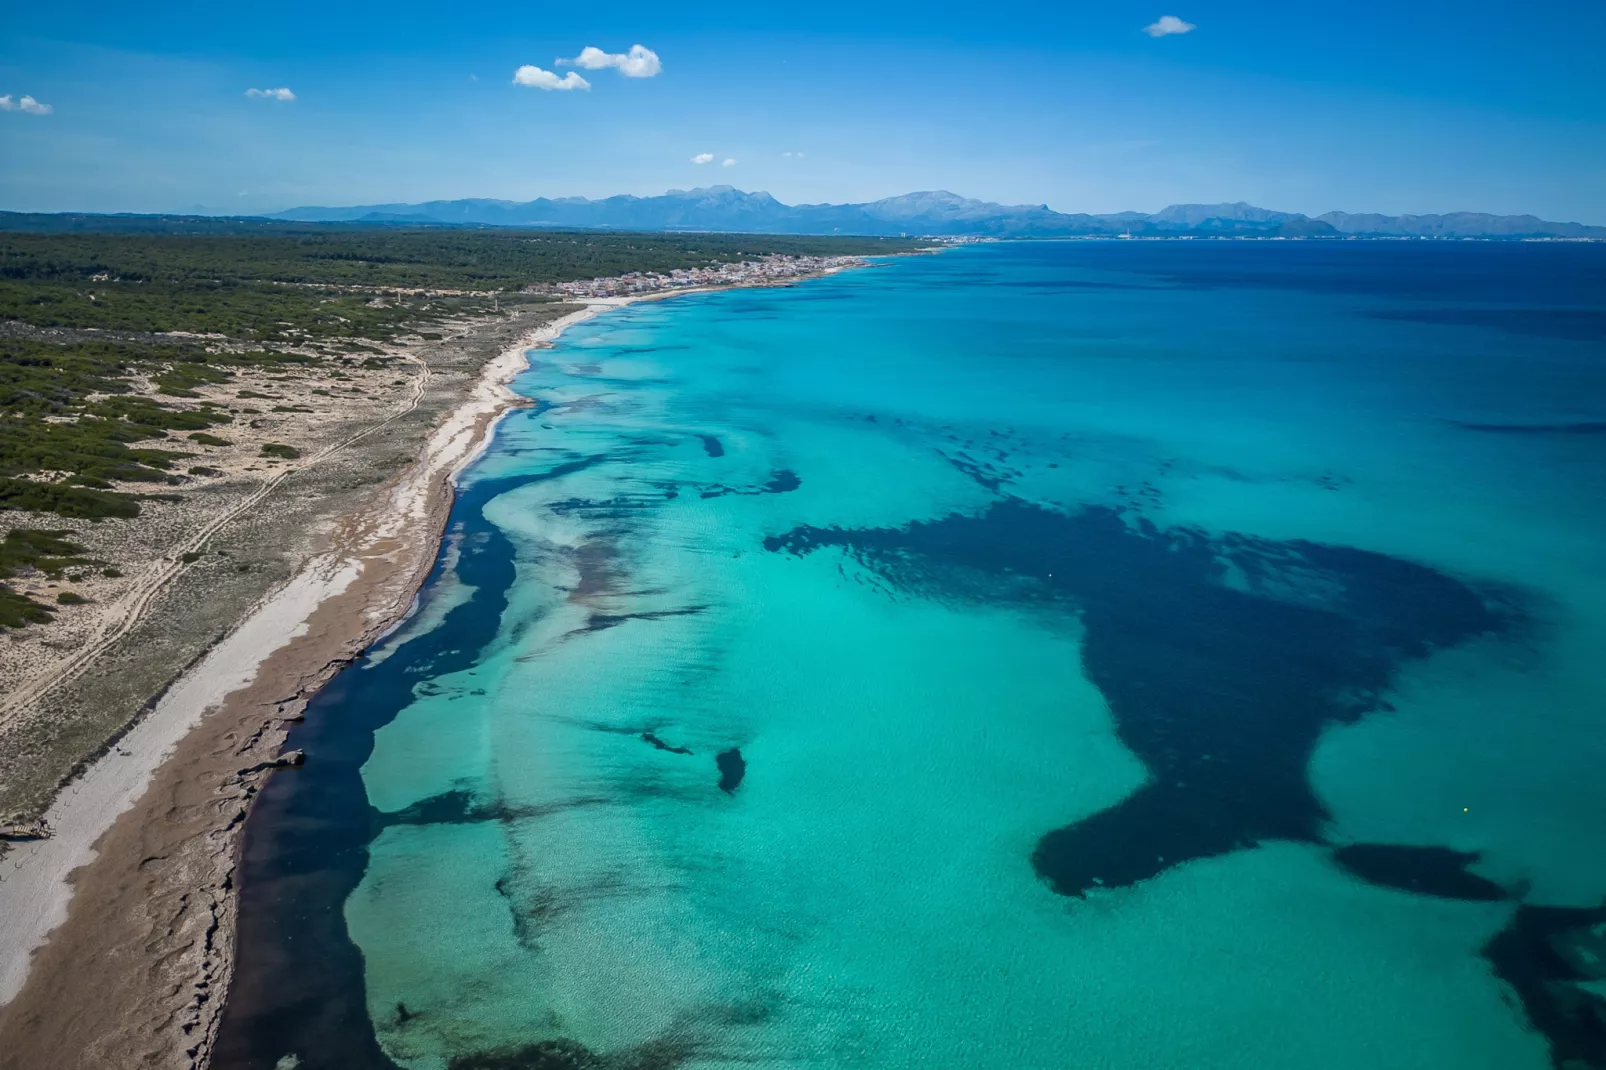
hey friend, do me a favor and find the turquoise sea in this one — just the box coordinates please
[215,241,1606,1070]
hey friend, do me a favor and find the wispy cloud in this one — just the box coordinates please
[513,66,590,91]
[563,45,662,78]
[245,87,296,101]
[1,93,53,115]
[1143,15,1195,36]
[721,158,736,168]
[690,152,715,164]
[782,151,805,159]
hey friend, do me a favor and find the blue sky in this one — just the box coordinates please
[2,1,1604,220]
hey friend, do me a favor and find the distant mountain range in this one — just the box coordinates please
[270,187,1606,240]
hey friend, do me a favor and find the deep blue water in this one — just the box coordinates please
[216,241,1606,1070]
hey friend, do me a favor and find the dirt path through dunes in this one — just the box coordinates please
[0,352,433,729]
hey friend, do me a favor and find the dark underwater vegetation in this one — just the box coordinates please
[217,241,1606,1070]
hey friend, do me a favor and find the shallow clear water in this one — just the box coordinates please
[217,241,1606,1070]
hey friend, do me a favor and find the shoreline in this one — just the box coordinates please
[0,302,596,1066]
[0,268,858,1068]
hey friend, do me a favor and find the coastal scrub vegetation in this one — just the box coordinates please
[0,217,913,623]
[1,220,911,520]
[0,336,253,519]
[0,528,92,627]
[0,223,917,340]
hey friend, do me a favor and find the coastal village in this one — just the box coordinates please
[536,252,869,299]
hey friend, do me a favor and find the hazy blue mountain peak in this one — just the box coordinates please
[268,189,1606,239]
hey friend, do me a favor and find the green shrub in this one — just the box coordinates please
[0,528,95,626]
[154,362,232,397]
[1,585,52,628]
[260,442,300,460]
[1,528,91,577]
[0,478,140,518]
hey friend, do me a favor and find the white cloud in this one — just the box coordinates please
[245,87,296,101]
[513,65,590,91]
[1143,15,1195,36]
[782,151,805,159]
[2,94,54,114]
[721,158,736,168]
[690,152,715,164]
[563,45,661,78]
